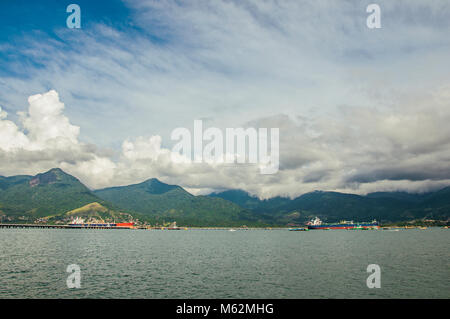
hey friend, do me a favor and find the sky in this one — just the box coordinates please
[0,0,450,198]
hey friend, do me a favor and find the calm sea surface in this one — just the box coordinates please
[0,228,448,298]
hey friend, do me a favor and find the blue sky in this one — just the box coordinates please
[0,0,136,77]
[1,0,450,197]
[0,0,131,38]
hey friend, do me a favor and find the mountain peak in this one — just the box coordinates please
[143,178,163,184]
[38,168,70,177]
[0,169,100,219]
[137,178,180,194]
[48,167,64,173]
[29,168,77,187]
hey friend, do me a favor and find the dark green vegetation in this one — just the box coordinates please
[210,188,450,225]
[0,168,98,218]
[94,179,264,226]
[0,168,129,223]
[1,168,449,226]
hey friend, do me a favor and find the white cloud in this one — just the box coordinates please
[1,87,450,198]
[0,90,117,188]
[0,106,28,151]
[2,0,449,148]
[19,90,80,148]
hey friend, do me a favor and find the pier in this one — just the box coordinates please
[0,223,131,229]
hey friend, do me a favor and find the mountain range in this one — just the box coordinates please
[0,168,449,226]
[94,179,262,226]
[210,188,450,224]
[0,168,132,223]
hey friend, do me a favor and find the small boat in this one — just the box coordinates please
[229,229,236,232]
[289,227,308,231]
[167,221,183,230]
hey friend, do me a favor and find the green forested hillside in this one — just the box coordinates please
[0,168,103,218]
[211,188,450,224]
[94,179,263,226]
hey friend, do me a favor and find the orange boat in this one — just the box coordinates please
[115,222,135,228]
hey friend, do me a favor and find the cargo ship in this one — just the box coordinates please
[307,217,379,230]
[68,217,134,229]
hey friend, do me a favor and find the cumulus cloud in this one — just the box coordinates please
[0,90,117,188]
[20,91,79,147]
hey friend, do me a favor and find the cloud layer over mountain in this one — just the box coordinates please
[1,87,449,198]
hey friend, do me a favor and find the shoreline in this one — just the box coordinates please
[0,223,447,230]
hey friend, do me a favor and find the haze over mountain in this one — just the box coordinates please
[210,188,450,224]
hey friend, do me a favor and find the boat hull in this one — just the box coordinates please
[308,223,379,230]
